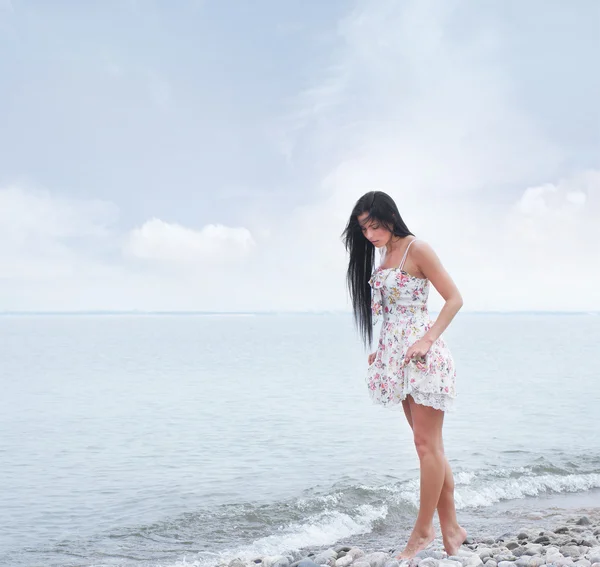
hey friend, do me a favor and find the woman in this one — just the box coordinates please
[342,191,467,560]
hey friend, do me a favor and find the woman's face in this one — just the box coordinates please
[357,212,392,248]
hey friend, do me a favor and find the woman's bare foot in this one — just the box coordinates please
[396,526,436,560]
[443,525,467,556]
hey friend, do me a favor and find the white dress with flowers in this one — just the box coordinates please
[366,240,456,412]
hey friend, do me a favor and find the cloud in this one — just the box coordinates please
[124,218,255,264]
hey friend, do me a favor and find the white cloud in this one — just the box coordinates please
[124,218,255,264]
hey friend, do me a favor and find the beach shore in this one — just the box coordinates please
[219,502,600,567]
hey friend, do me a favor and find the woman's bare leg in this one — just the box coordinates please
[399,397,466,558]
[436,459,466,556]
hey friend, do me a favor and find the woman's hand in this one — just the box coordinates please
[368,352,377,365]
[403,338,433,366]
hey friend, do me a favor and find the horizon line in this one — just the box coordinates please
[0,310,597,316]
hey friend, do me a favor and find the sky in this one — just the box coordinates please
[0,0,599,312]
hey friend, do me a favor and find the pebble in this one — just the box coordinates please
[362,552,389,567]
[561,547,582,559]
[337,556,354,567]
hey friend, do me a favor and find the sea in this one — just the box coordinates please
[1,313,599,567]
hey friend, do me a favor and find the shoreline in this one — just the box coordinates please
[216,504,600,567]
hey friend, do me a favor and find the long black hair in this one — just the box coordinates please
[341,191,414,348]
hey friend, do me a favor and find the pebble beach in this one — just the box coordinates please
[219,511,600,567]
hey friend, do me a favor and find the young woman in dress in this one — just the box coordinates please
[342,191,467,560]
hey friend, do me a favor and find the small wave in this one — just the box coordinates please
[455,472,600,508]
[186,505,387,567]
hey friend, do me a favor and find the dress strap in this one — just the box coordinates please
[398,238,417,270]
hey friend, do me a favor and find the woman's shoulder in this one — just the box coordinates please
[410,238,442,265]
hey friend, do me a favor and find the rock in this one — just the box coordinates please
[263,557,290,567]
[524,545,544,556]
[485,562,498,567]
[298,561,322,567]
[438,561,463,567]
[591,564,600,567]
[516,558,533,567]
[574,561,591,567]
[385,562,401,567]
[513,548,528,558]
[507,544,521,551]
[336,556,353,567]
[519,535,530,541]
[589,552,600,566]
[348,549,366,561]
[498,562,517,567]
[536,537,552,544]
[314,551,338,566]
[481,539,496,546]
[336,548,353,554]
[580,541,597,549]
[478,550,494,561]
[556,529,571,535]
[419,559,440,567]
[417,552,447,561]
[229,560,246,567]
[496,557,517,564]
[529,558,546,567]
[363,552,390,567]
[561,547,582,559]
[353,562,372,567]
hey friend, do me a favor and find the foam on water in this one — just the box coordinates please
[454,472,600,508]
[186,505,388,567]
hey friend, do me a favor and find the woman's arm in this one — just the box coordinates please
[403,241,463,364]
[414,240,463,344]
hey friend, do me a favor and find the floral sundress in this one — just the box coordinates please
[366,239,456,412]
